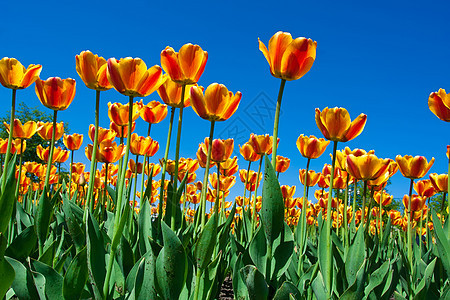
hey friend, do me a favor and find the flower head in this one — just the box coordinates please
[4,119,41,140]
[63,133,83,151]
[35,77,76,111]
[161,44,208,85]
[258,31,317,81]
[428,88,450,122]
[140,100,168,124]
[108,100,143,126]
[239,142,261,162]
[37,122,64,141]
[296,134,330,159]
[190,83,242,121]
[0,57,42,89]
[346,154,391,181]
[315,107,367,142]
[75,51,111,91]
[395,155,435,179]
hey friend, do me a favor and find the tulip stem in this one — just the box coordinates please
[158,107,175,221]
[68,150,73,199]
[14,140,24,198]
[447,155,450,238]
[2,89,16,192]
[171,84,186,231]
[251,156,263,237]
[361,181,367,228]
[200,121,215,230]
[271,79,286,169]
[215,164,221,216]
[407,178,414,281]
[325,140,338,297]
[298,158,311,277]
[140,123,151,201]
[379,189,383,241]
[86,90,101,213]
[103,95,134,299]
[243,161,251,209]
[43,110,58,194]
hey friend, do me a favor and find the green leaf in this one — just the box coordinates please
[340,259,365,300]
[194,212,218,270]
[196,251,222,300]
[36,187,56,251]
[62,192,85,253]
[86,211,106,299]
[311,271,328,300]
[260,155,284,247]
[414,257,436,297]
[240,265,269,300]
[233,254,249,300]
[155,221,187,300]
[217,202,236,251]
[316,215,330,294]
[270,222,294,282]
[117,235,135,279]
[133,250,157,300]
[431,209,450,278]
[5,225,37,261]
[31,259,64,300]
[364,259,390,297]
[273,281,300,300]
[63,246,89,300]
[6,256,40,299]
[0,155,16,234]
[0,234,15,298]
[249,225,267,276]
[345,223,365,286]
[138,199,152,255]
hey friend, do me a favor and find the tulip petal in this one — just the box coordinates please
[343,113,367,142]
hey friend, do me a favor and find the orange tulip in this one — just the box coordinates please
[258,31,317,81]
[299,169,321,187]
[160,44,208,85]
[402,194,426,212]
[110,121,135,138]
[37,122,64,141]
[108,100,143,126]
[3,119,41,139]
[106,57,166,97]
[281,185,296,199]
[413,179,436,199]
[239,142,261,162]
[0,57,42,89]
[346,154,391,181]
[88,141,125,164]
[208,138,234,163]
[129,133,153,156]
[190,83,242,121]
[144,163,161,177]
[88,125,116,143]
[55,149,70,163]
[196,141,215,168]
[128,159,143,174]
[63,133,83,151]
[209,173,236,192]
[146,139,159,157]
[157,76,194,108]
[335,147,374,170]
[35,77,76,111]
[395,155,435,179]
[429,173,448,193]
[75,50,112,91]
[315,107,367,142]
[428,88,450,122]
[220,156,239,176]
[239,169,262,191]
[37,145,64,163]
[71,162,85,175]
[249,134,277,155]
[275,155,290,173]
[296,134,330,159]
[140,100,168,124]
[373,191,393,206]
[13,139,26,154]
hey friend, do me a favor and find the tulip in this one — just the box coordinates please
[428,88,450,122]
[108,101,143,127]
[249,134,275,155]
[161,44,208,85]
[239,142,261,162]
[413,180,436,199]
[395,155,434,180]
[220,156,238,176]
[296,134,330,159]
[88,125,116,144]
[345,154,391,182]
[63,133,83,151]
[140,100,168,124]
[89,141,126,164]
[374,191,393,206]
[129,133,153,156]
[35,77,76,111]
[190,83,242,122]
[4,119,41,140]
[209,138,234,163]
[37,121,65,141]
[299,169,321,187]
[110,121,135,139]
[258,31,317,81]
[429,173,448,193]
[75,50,112,91]
[157,76,194,108]
[275,155,290,173]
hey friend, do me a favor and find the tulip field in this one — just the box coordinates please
[0,31,449,300]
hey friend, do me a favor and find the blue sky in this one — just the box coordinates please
[1,0,449,203]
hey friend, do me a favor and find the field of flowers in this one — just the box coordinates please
[0,31,449,299]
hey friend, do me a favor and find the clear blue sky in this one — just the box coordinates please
[1,0,449,203]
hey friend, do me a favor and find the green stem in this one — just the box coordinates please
[140,123,151,201]
[447,155,450,238]
[298,158,311,277]
[243,161,251,203]
[361,181,367,228]
[407,178,414,279]
[69,150,73,199]
[158,107,175,220]
[379,189,383,241]
[43,110,58,193]
[14,139,24,198]
[215,164,221,216]
[325,140,338,297]
[200,120,215,230]
[271,79,286,169]
[343,176,349,248]
[2,89,16,191]
[251,156,263,237]
[352,180,358,225]
[171,84,186,231]
[86,90,101,213]
[103,95,134,299]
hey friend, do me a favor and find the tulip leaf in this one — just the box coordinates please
[233,254,249,300]
[273,281,301,300]
[194,212,218,270]
[0,234,15,299]
[249,225,267,276]
[117,235,135,280]
[414,257,436,297]
[431,209,450,278]
[311,270,328,300]
[36,187,57,253]
[86,211,106,299]
[62,195,85,253]
[340,259,366,300]
[155,221,187,300]
[240,265,269,300]
[142,168,153,203]
[196,251,222,300]
[6,256,40,299]
[270,222,294,282]
[132,249,157,300]
[345,223,365,286]
[217,202,236,251]
[138,198,152,255]
[0,155,16,234]
[63,246,89,300]
[316,215,331,294]
[260,155,284,247]
[5,225,37,261]
[363,259,390,297]
[31,259,64,300]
